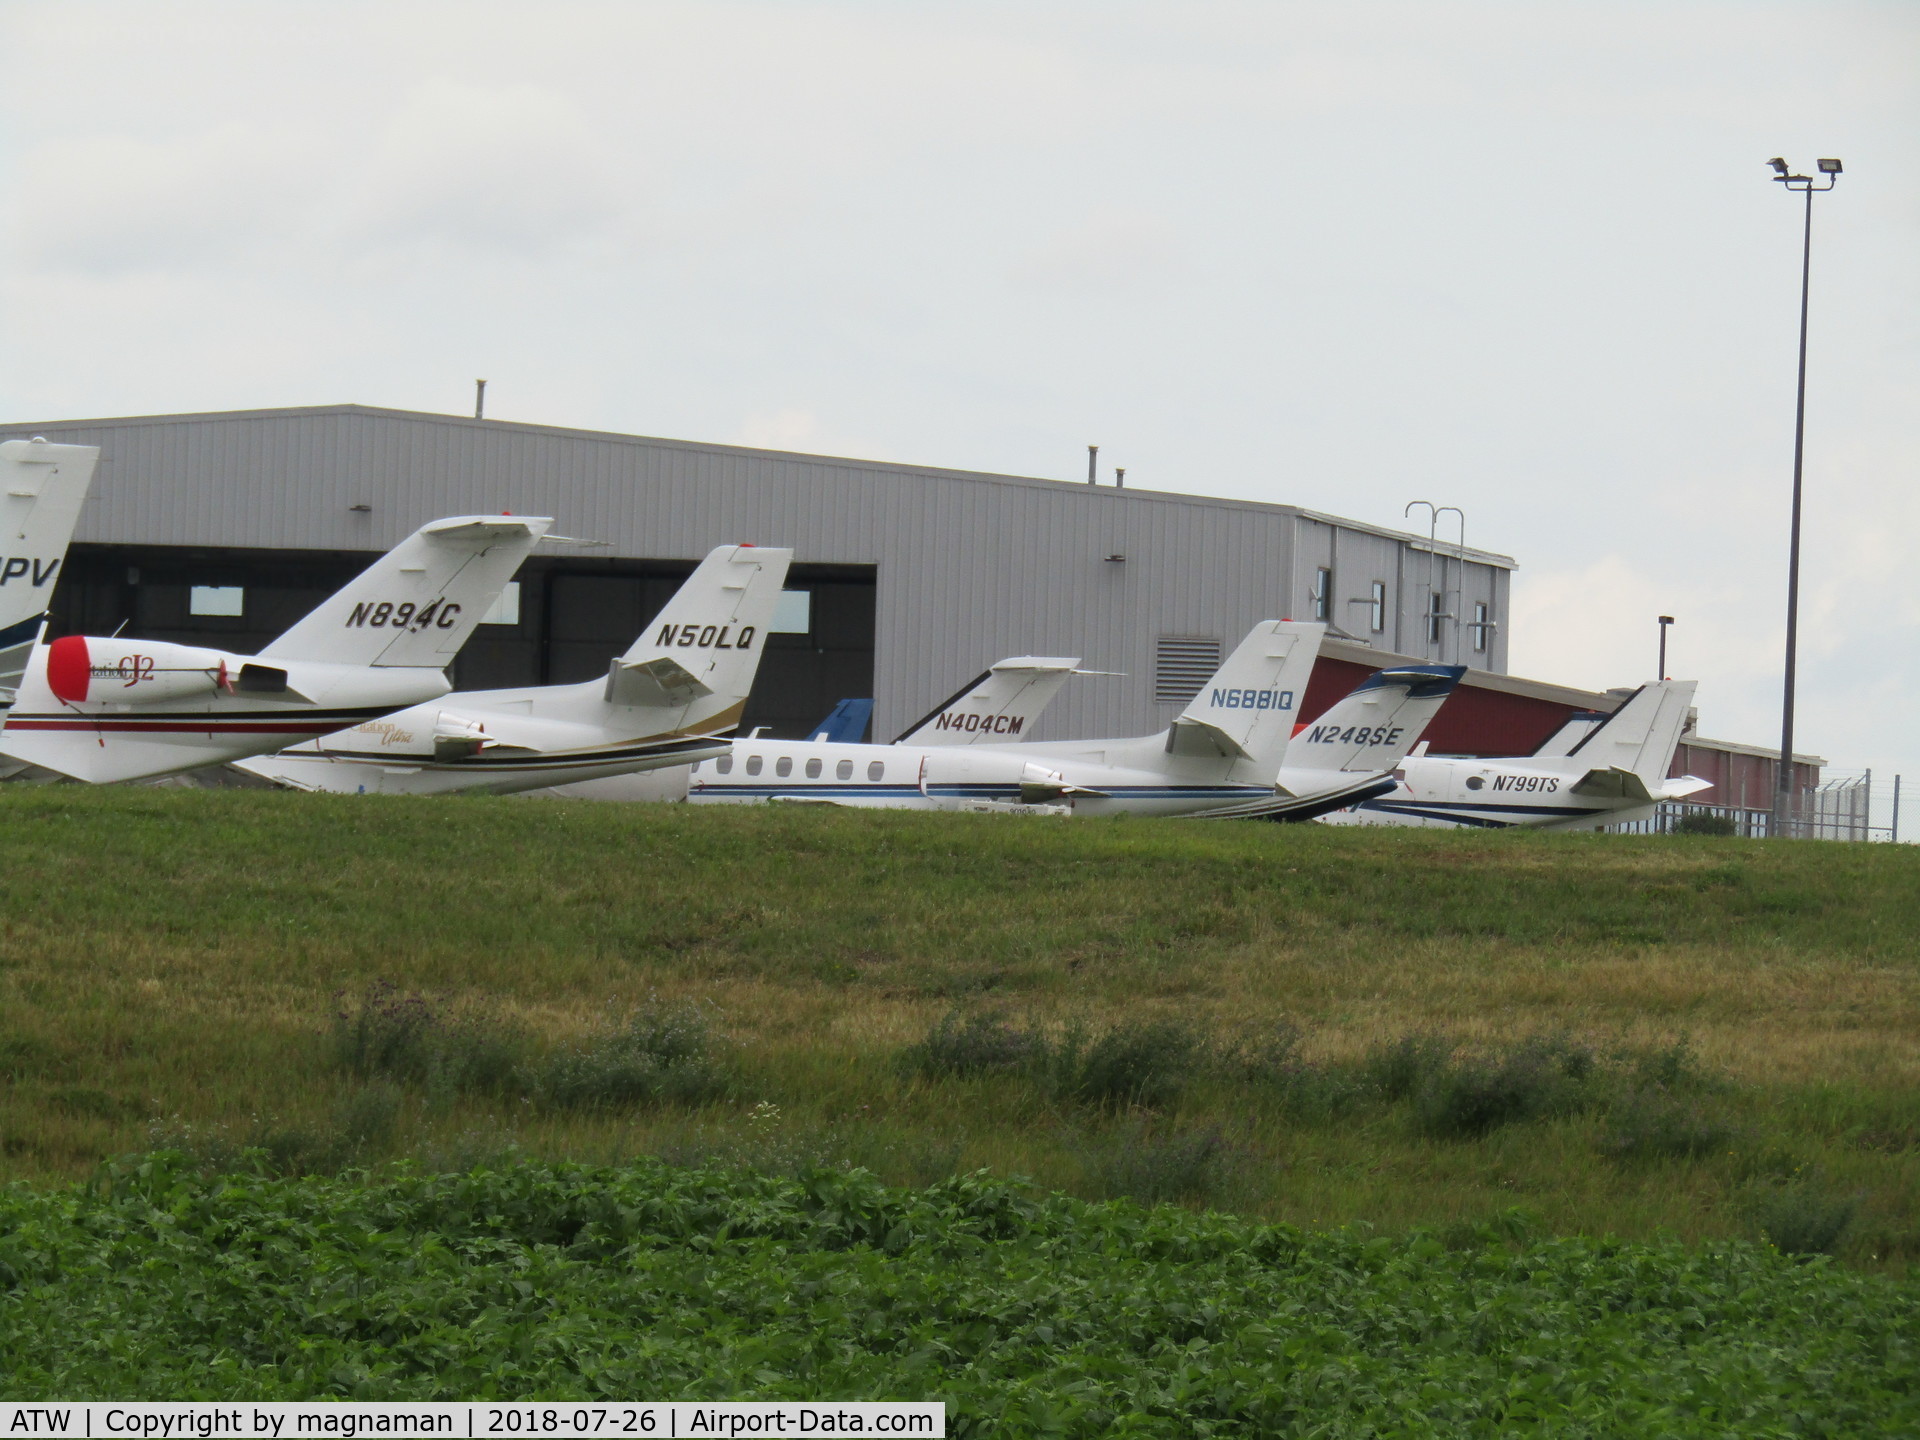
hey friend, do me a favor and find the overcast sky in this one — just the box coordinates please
[3,1,1915,834]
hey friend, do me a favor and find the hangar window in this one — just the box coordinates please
[771,590,812,635]
[189,585,244,617]
[1472,602,1490,652]
[1369,582,1387,634]
[775,755,793,777]
[1311,568,1331,621]
[716,756,733,774]
[837,759,853,780]
[1154,636,1223,704]
[745,755,763,776]
[805,757,822,779]
[867,760,885,781]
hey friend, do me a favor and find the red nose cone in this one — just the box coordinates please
[47,635,90,703]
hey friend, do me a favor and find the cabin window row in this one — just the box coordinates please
[704,755,883,781]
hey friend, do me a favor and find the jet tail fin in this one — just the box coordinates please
[1566,680,1697,791]
[809,698,874,744]
[895,656,1083,746]
[258,515,551,667]
[1163,622,1323,766]
[0,439,98,710]
[603,544,793,731]
[1285,664,1466,774]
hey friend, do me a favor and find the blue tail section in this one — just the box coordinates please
[808,698,873,744]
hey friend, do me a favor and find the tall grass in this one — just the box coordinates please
[0,789,1915,1265]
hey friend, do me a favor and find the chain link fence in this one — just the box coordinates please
[1616,771,1904,841]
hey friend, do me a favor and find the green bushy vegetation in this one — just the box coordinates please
[3,1157,1916,1434]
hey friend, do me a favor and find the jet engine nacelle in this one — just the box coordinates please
[44,634,280,704]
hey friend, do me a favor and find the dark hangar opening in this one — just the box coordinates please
[47,545,876,741]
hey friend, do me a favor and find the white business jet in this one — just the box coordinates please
[1322,679,1709,830]
[691,621,1465,820]
[0,438,98,732]
[235,543,793,795]
[511,649,1083,803]
[0,515,549,783]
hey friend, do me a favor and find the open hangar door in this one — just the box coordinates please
[48,545,876,743]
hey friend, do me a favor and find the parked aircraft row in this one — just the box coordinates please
[0,439,1706,830]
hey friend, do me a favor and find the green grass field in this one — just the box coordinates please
[2,788,1915,1268]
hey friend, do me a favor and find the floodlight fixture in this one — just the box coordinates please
[1768,157,1789,176]
[1817,158,1842,174]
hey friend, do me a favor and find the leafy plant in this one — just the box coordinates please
[1411,1034,1600,1139]
[330,980,527,1098]
[898,1009,1037,1078]
[1674,812,1739,836]
[1751,1176,1860,1257]
[1,1156,1913,1431]
[1079,1120,1243,1206]
[1040,1018,1206,1109]
[1363,1032,1454,1102]
[529,1001,730,1111]
[1599,1085,1735,1162]
[1218,1023,1368,1120]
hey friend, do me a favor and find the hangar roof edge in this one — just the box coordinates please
[1,403,1518,570]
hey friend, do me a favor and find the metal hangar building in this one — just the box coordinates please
[7,404,1525,748]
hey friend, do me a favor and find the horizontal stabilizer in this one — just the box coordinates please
[1570,766,1657,803]
[1165,716,1251,760]
[1664,775,1714,800]
[605,654,716,707]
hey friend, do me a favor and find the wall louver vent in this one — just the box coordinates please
[1153,635,1223,703]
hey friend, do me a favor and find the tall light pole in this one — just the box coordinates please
[1767,156,1842,839]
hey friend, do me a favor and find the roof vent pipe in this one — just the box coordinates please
[1115,468,1125,488]
[1087,444,1098,484]
[474,379,487,420]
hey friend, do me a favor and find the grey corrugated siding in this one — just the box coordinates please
[2,406,1515,740]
